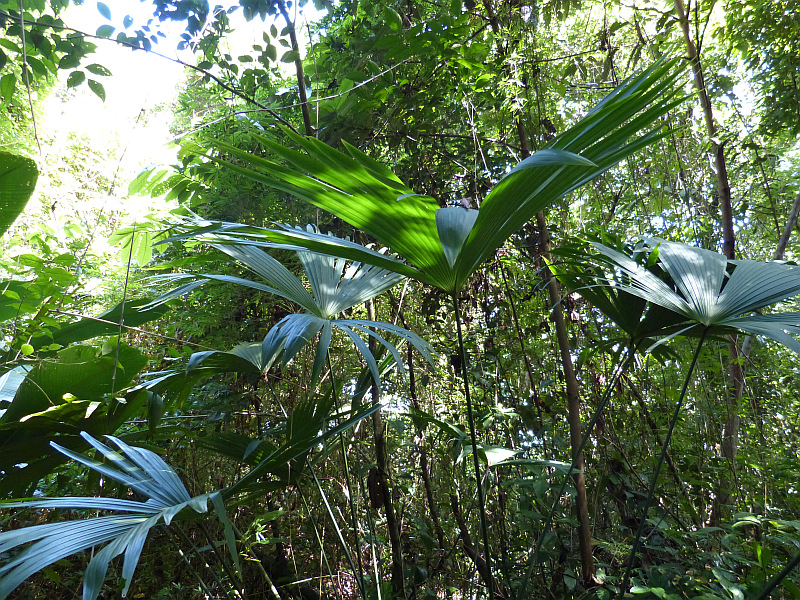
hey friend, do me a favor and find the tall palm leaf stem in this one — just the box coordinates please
[498,262,548,457]
[170,522,238,598]
[161,525,217,598]
[367,298,406,597]
[306,456,366,598]
[452,293,496,599]
[197,519,244,597]
[230,523,282,600]
[616,328,709,597]
[517,344,638,600]
[326,353,368,599]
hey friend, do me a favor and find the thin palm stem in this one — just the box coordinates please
[306,456,366,598]
[198,520,244,598]
[517,343,637,600]
[161,525,215,598]
[327,352,367,597]
[298,484,335,577]
[357,457,384,600]
[617,328,709,597]
[231,523,282,600]
[452,293,495,599]
[755,548,800,600]
[172,522,237,599]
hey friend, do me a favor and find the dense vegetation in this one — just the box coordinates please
[2,0,800,599]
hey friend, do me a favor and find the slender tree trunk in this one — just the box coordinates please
[276,0,314,136]
[535,211,596,586]
[366,300,406,597]
[672,0,743,516]
[516,120,596,585]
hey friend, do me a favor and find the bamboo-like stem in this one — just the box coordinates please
[307,456,366,598]
[230,523,283,600]
[452,293,496,599]
[172,523,237,599]
[275,0,313,136]
[161,526,216,598]
[326,353,367,600]
[531,209,595,585]
[198,520,244,598]
[617,329,709,597]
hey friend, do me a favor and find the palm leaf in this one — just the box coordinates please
[591,238,800,352]
[0,152,38,239]
[207,58,684,293]
[0,432,225,600]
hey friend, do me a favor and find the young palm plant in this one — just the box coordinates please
[191,58,685,596]
[0,432,238,600]
[583,238,800,596]
[148,230,435,596]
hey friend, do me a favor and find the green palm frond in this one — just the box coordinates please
[0,432,233,600]
[149,231,434,391]
[207,58,684,293]
[591,238,800,352]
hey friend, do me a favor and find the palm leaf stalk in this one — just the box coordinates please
[516,344,638,599]
[149,234,432,594]
[149,230,435,392]
[452,294,496,598]
[306,455,367,598]
[617,328,708,597]
[190,59,684,594]
[326,352,368,600]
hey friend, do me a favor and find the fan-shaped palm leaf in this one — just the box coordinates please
[0,432,234,600]
[151,232,434,390]
[591,238,800,349]
[206,59,684,293]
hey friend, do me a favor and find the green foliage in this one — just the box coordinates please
[4,0,800,599]
[0,432,234,600]
[208,59,684,293]
[0,152,37,238]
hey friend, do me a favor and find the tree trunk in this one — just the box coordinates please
[516,119,596,585]
[276,0,314,136]
[672,0,742,516]
[535,210,596,586]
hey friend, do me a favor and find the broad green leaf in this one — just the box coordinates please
[383,6,403,30]
[209,59,684,293]
[0,342,147,424]
[85,63,112,76]
[0,73,14,107]
[87,79,106,101]
[0,433,215,600]
[589,238,800,353]
[66,70,85,88]
[96,1,111,19]
[96,24,115,37]
[0,152,38,238]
